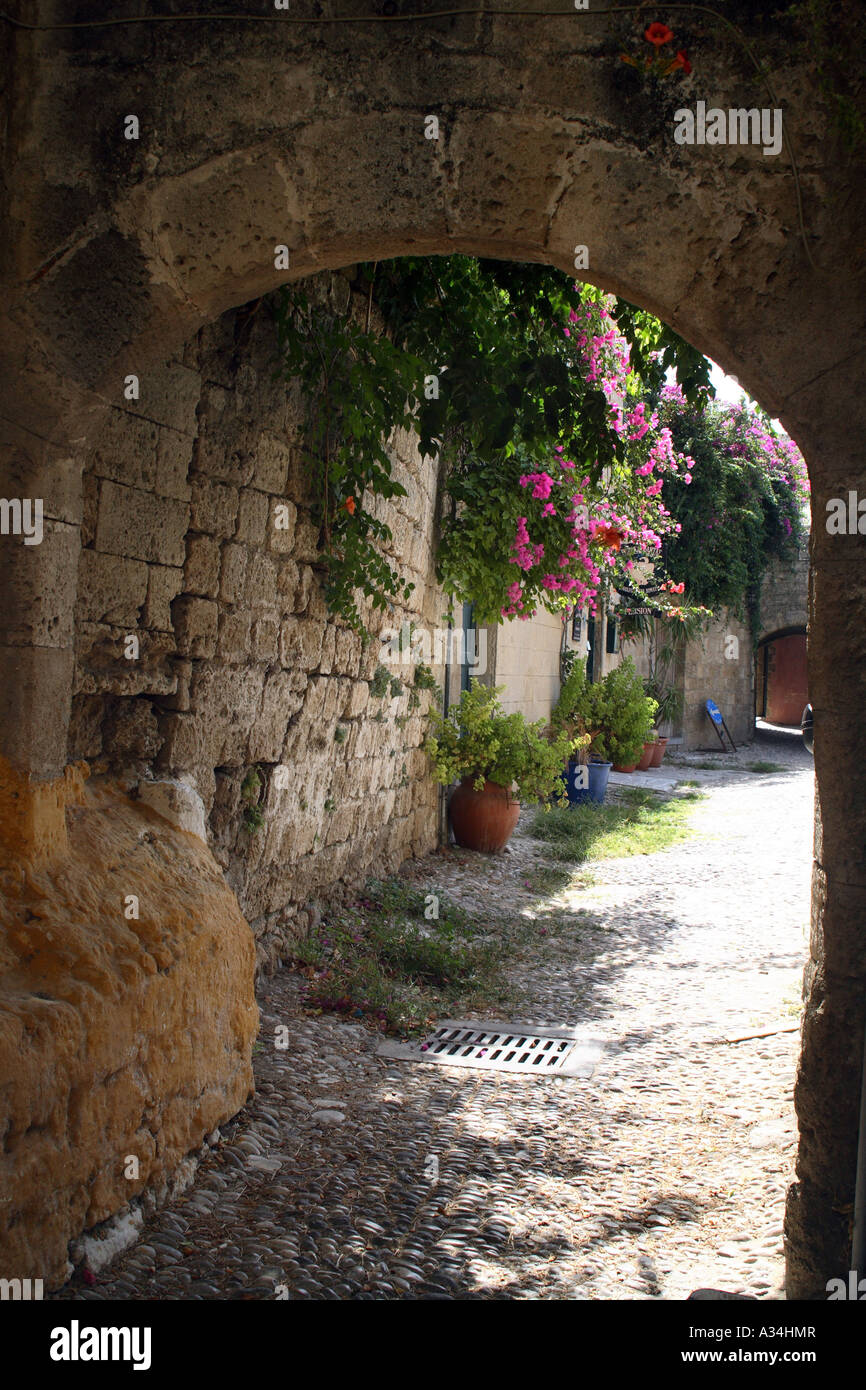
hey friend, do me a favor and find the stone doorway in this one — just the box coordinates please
[1,7,864,1297]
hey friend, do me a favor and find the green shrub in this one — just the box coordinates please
[425,680,576,804]
[551,656,657,765]
[593,658,658,765]
[551,656,591,745]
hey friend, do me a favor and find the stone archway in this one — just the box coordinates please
[2,5,865,1298]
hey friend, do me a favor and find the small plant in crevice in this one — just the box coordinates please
[240,766,265,836]
[408,661,441,711]
[389,675,403,699]
[619,20,693,80]
[324,796,336,813]
[333,724,349,744]
[369,663,391,699]
[413,662,439,693]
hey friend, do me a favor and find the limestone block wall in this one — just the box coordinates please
[759,540,809,641]
[622,610,752,749]
[67,272,443,974]
[681,612,754,749]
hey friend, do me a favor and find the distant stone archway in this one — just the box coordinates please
[2,5,865,1297]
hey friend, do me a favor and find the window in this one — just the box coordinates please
[460,601,475,692]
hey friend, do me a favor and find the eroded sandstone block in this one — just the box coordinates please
[0,768,257,1289]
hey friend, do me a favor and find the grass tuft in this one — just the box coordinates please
[529,786,704,863]
[286,878,509,1036]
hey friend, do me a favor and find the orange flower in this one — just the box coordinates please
[597,526,624,552]
[645,22,674,46]
[344,497,356,515]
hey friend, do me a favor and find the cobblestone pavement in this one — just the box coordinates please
[52,730,813,1301]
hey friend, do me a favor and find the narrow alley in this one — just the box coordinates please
[51,733,812,1301]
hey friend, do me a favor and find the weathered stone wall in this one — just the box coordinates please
[68,271,443,974]
[681,613,754,749]
[624,611,752,750]
[0,762,258,1289]
[2,3,865,1300]
[759,541,810,642]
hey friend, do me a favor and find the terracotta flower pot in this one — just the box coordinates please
[613,762,637,773]
[448,777,520,853]
[637,740,658,771]
[649,736,669,767]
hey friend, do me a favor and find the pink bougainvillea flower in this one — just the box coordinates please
[645,22,674,46]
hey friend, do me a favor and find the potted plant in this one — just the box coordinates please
[425,681,577,852]
[644,657,684,768]
[596,658,659,773]
[552,657,657,802]
[550,658,600,803]
[637,737,659,771]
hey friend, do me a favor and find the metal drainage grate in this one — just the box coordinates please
[378,1019,601,1077]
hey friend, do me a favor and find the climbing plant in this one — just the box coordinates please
[657,386,809,633]
[272,288,424,632]
[272,258,713,634]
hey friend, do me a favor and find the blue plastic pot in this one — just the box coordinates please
[561,759,613,806]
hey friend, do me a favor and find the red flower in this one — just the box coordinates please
[670,49,692,74]
[344,497,356,515]
[644,22,674,47]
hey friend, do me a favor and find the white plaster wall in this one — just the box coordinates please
[494,607,565,724]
